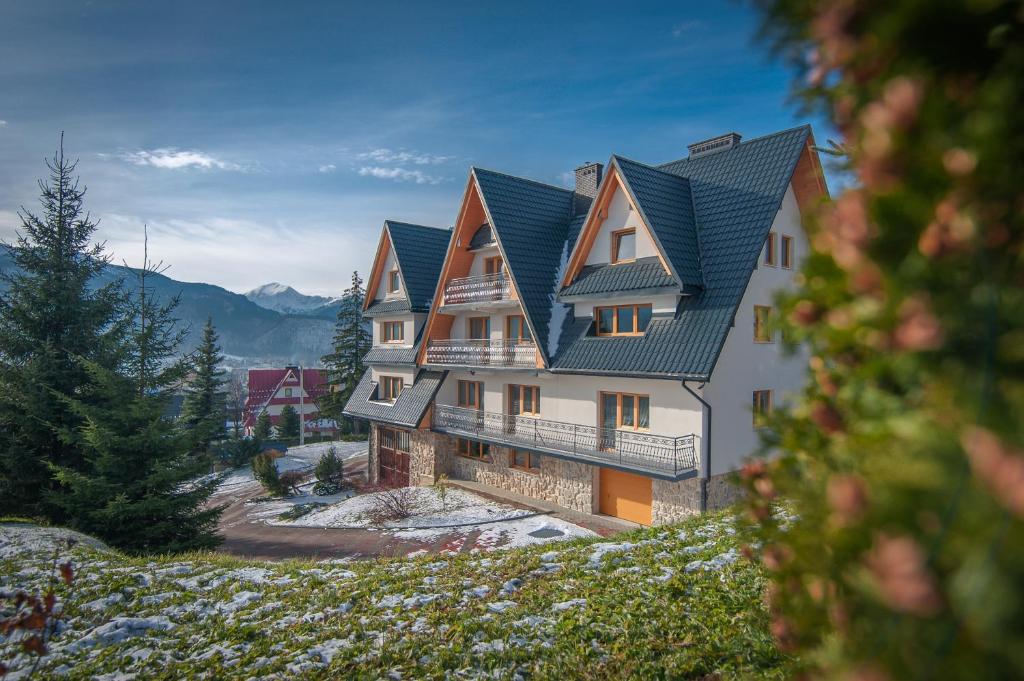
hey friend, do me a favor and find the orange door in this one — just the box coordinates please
[599,468,653,525]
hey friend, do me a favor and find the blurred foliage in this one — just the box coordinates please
[741,0,1024,678]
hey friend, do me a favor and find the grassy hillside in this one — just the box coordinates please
[0,513,784,679]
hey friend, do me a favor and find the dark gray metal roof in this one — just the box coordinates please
[472,168,575,365]
[364,298,412,316]
[362,345,418,365]
[342,369,447,427]
[468,222,495,250]
[561,257,677,298]
[552,125,813,380]
[612,156,703,289]
[385,221,451,311]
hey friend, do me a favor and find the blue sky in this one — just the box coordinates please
[0,0,836,296]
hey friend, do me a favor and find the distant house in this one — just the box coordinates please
[243,366,335,437]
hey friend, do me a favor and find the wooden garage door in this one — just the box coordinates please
[599,468,653,525]
[378,427,410,488]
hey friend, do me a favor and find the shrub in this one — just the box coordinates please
[433,474,450,513]
[217,437,261,468]
[277,502,327,521]
[312,481,341,496]
[278,470,304,496]
[367,486,418,523]
[314,447,345,487]
[251,453,284,497]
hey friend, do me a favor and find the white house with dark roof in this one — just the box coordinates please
[344,125,828,524]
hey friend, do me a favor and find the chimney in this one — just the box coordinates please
[687,132,742,158]
[573,162,603,216]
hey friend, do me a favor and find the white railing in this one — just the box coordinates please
[442,273,511,305]
[432,404,698,477]
[424,339,536,368]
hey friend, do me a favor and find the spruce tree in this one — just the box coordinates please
[0,137,126,519]
[181,317,226,454]
[49,232,222,552]
[278,404,300,439]
[320,271,371,432]
[254,410,272,439]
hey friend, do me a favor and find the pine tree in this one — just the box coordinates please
[181,317,226,454]
[254,410,272,439]
[320,271,371,433]
[0,137,126,519]
[278,404,300,439]
[49,231,222,552]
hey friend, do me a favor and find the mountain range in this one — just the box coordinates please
[244,282,342,317]
[0,249,350,368]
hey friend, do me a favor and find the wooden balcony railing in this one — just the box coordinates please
[442,273,511,305]
[424,339,536,368]
[432,404,698,478]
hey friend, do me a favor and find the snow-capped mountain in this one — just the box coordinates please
[244,282,341,315]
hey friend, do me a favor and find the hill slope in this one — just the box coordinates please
[0,512,784,679]
[244,283,342,318]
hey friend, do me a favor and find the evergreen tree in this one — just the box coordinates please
[319,271,371,432]
[181,317,226,454]
[254,410,272,440]
[277,404,300,439]
[49,231,222,552]
[0,137,126,519]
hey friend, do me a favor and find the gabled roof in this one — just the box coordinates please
[384,221,451,311]
[612,156,703,290]
[552,125,817,379]
[471,168,575,364]
[342,369,447,428]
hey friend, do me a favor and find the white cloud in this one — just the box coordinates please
[318,164,337,173]
[357,148,449,165]
[0,120,7,128]
[117,148,241,171]
[671,20,704,37]
[358,166,443,185]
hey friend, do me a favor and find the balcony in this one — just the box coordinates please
[432,404,698,479]
[425,339,536,369]
[441,273,513,307]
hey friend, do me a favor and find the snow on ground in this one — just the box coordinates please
[213,440,367,496]
[255,486,596,550]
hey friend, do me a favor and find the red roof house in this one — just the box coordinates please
[243,366,335,436]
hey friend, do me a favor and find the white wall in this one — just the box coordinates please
[373,246,403,301]
[584,184,660,266]
[570,293,679,320]
[703,184,809,475]
[467,244,501,276]
[371,313,416,346]
[369,365,416,386]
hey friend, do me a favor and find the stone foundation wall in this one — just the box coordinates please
[650,472,743,524]
[366,425,379,485]
[409,430,449,485]
[707,472,743,509]
[443,441,594,514]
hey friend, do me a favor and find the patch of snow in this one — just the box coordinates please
[551,599,587,612]
[65,617,175,652]
[587,542,636,567]
[487,601,517,613]
[684,548,740,573]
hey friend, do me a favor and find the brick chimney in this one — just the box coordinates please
[573,162,603,216]
[687,132,742,158]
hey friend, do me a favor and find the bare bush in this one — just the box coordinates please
[367,486,418,523]
[278,470,304,496]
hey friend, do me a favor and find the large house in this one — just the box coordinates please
[344,126,828,524]
[243,366,334,437]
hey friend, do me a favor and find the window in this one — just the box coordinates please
[469,316,490,340]
[382,321,404,343]
[284,388,293,398]
[599,392,651,432]
[457,380,483,409]
[753,390,773,427]
[456,438,490,461]
[754,305,772,343]
[387,269,401,293]
[508,384,540,416]
[612,228,637,264]
[763,232,777,266]
[379,376,403,401]
[484,256,504,275]
[781,235,794,269]
[505,315,532,343]
[509,449,541,473]
[595,304,653,336]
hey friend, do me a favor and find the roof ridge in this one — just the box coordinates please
[612,154,692,181]
[471,166,574,196]
[656,124,812,169]
[384,220,450,234]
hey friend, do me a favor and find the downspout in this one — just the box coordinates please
[682,381,711,513]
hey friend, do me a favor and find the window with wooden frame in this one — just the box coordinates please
[457,380,483,410]
[754,305,772,343]
[763,232,777,266]
[753,390,773,427]
[387,269,401,293]
[599,391,651,432]
[483,256,504,275]
[507,384,540,416]
[595,304,653,336]
[379,376,403,401]
[381,320,404,343]
[509,449,541,473]
[505,315,532,343]
[781,235,794,269]
[468,316,490,340]
[456,438,490,461]
[611,228,637,264]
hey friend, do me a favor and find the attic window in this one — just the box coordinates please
[611,229,636,264]
[595,304,652,336]
[387,270,401,293]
